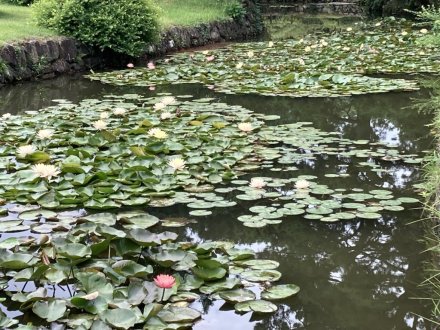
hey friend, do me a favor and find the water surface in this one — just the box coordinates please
[0,76,433,329]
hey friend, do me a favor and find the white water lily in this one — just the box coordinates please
[37,129,54,139]
[113,107,127,116]
[249,178,266,189]
[160,112,173,120]
[168,157,186,171]
[346,27,353,32]
[148,128,168,139]
[298,58,305,65]
[320,40,328,47]
[2,113,11,119]
[154,102,167,111]
[295,179,310,189]
[236,62,244,69]
[93,120,107,130]
[202,50,209,55]
[343,46,350,51]
[420,28,428,34]
[247,50,254,58]
[401,31,408,36]
[298,38,304,43]
[17,145,36,158]
[268,41,274,47]
[161,96,176,106]
[31,164,60,180]
[100,112,110,119]
[375,22,382,27]
[238,122,253,133]
[304,46,311,52]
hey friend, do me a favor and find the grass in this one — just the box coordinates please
[0,0,236,44]
[157,0,235,27]
[417,78,440,325]
[0,2,54,44]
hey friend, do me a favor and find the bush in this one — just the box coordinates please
[225,1,246,20]
[33,0,160,56]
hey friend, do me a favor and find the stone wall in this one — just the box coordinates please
[0,2,263,87]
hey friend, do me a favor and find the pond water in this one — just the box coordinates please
[0,75,434,329]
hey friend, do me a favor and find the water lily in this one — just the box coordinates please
[168,157,186,171]
[161,96,176,106]
[304,46,311,52]
[113,107,127,116]
[206,55,215,62]
[247,50,254,58]
[202,50,209,55]
[154,274,176,301]
[127,63,134,68]
[320,40,328,47]
[31,164,60,180]
[2,113,11,119]
[249,178,266,189]
[346,27,353,32]
[147,62,156,69]
[375,22,382,27]
[343,46,350,51]
[268,41,274,47]
[154,102,167,111]
[93,120,107,130]
[149,86,156,91]
[160,112,173,120]
[148,128,168,139]
[295,179,310,189]
[100,112,110,119]
[236,62,244,69]
[17,145,36,158]
[37,129,54,139]
[420,28,428,34]
[238,122,253,133]
[401,31,408,36]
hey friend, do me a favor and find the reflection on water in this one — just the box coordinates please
[0,76,434,329]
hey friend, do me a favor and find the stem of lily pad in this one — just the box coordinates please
[161,288,165,302]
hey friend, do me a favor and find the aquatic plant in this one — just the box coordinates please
[89,20,439,97]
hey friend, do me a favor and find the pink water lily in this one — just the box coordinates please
[147,62,156,69]
[127,63,134,68]
[154,274,176,289]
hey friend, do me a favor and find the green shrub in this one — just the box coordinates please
[225,1,246,20]
[33,0,160,56]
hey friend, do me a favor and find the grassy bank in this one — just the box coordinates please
[0,3,54,44]
[418,80,440,324]
[0,0,235,44]
[158,0,235,27]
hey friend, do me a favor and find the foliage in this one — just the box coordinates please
[32,0,160,56]
[0,93,421,225]
[0,206,299,327]
[90,20,440,98]
[412,5,440,45]
[360,0,437,17]
[225,1,246,20]
[419,79,440,322]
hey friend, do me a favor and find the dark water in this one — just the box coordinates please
[0,75,434,329]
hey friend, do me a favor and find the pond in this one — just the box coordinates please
[0,72,433,329]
